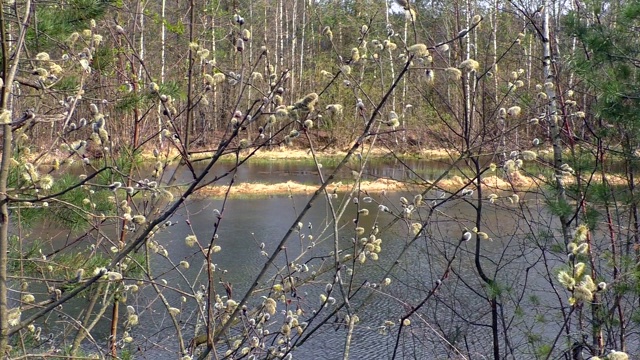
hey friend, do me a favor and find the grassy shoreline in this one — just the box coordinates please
[192,173,544,199]
[26,145,631,199]
[166,147,458,163]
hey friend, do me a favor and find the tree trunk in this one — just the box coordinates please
[0,0,32,353]
[185,0,195,152]
[542,0,571,246]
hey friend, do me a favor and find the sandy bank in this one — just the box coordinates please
[195,173,543,198]
[183,147,456,162]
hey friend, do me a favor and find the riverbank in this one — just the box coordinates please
[195,173,541,198]
[25,144,630,199]
[176,147,457,162]
[194,168,631,199]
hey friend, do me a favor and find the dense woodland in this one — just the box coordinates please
[0,0,639,359]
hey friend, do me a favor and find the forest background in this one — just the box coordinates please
[0,0,639,359]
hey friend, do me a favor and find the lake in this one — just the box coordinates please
[20,157,624,359]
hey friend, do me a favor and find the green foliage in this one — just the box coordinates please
[7,235,43,274]
[565,0,640,144]
[567,152,596,174]
[549,243,565,254]
[51,174,95,230]
[149,11,185,35]
[532,229,554,246]
[93,151,136,187]
[587,182,612,203]
[6,162,22,191]
[514,305,524,318]
[119,251,147,277]
[26,0,114,49]
[120,348,135,360]
[534,314,546,323]
[486,280,503,299]
[22,173,116,230]
[534,344,552,359]
[622,1,640,18]
[11,204,43,230]
[525,330,542,343]
[52,76,80,92]
[116,80,185,113]
[631,308,640,325]
[115,92,147,113]
[56,251,110,289]
[8,331,41,357]
[583,207,600,231]
[91,45,116,73]
[159,81,186,101]
[545,197,573,219]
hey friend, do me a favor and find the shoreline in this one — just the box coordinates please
[24,146,631,199]
[26,145,457,166]
[175,147,458,162]
[193,174,541,199]
[192,170,631,199]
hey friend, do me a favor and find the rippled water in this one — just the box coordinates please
[167,156,459,186]
[21,158,585,359]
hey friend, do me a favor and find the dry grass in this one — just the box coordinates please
[139,145,456,162]
[195,172,543,199]
[196,178,410,198]
[194,170,633,199]
[27,146,632,199]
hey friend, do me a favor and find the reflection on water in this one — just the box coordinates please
[21,158,581,359]
[170,157,459,187]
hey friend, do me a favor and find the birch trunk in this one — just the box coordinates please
[279,0,284,75]
[185,0,195,152]
[159,0,166,144]
[542,0,571,246]
[290,0,297,98]
[298,0,306,92]
[211,3,218,133]
[161,0,166,83]
[138,0,146,81]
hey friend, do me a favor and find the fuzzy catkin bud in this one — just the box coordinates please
[0,109,12,125]
[185,235,197,247]
[459,59,479,71]
[242,29,251,41]
[36,52,50,61]
[425,69,435,84]
[507,106,522,117]
[107,272,123,281]
[197,49,210,60]
[168,307,180,316]
[303,119,313,129]
[322,26,333,40]
[407,44,428,56]
[445,67,462,81]
[521,150,537,161]
[132,215,146,224]
[236,38,245,52]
